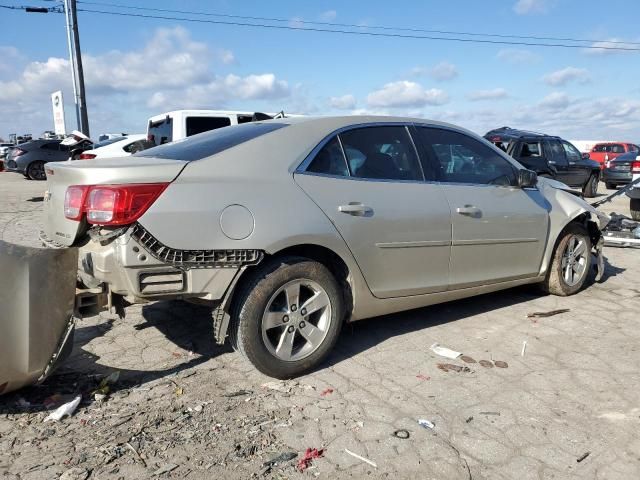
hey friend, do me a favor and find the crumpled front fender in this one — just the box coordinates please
[0,240,78,395]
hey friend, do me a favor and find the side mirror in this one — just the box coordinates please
[581,152,590,160]
[518,169,538,188]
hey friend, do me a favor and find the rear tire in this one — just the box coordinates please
[229,256,344,379]
[631,198,640,221]
[604,182,616,190]
[582,173,599,198]
[541,223,592,296]
[26,161,46,181]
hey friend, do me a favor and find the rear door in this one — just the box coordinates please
[544,139,573,185]
[562,140,590,186]
[416,127,549,288]
[294,125,452,298]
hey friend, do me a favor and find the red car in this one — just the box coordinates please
[590,142,639,169]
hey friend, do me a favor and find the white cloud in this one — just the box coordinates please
[583,38,634,55]
[513,0,550,15]
[367,81,449,108]
[329,94,356,110]
[429,61,459,81]
[496,48,541,64]
[0,27,292,136]
[539,91,570,110]
[289,17,304,28]
[543,67,590,86]
[467,88,509,101]
[319,10,337,21]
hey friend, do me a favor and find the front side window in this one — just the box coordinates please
[561,141,582,162]
[338,126,423,181]
[306,137,349,177]
[418,128,516,186]
[547,140,568,166]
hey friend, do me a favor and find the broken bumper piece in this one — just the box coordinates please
[0,240,78,395]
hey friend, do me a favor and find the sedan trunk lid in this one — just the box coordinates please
[44,156,188,246]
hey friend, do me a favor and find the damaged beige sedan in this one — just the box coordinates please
[36,116,608,379]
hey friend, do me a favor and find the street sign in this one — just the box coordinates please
[51,91,66,135]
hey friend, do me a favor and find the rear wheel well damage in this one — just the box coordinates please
[213,244,354,345]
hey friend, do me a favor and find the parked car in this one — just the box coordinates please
[602,151,640,189]
[0,143,14,171]
[78,134,150,159]
[147,110,290,146]
[589,142,639,168]
[42,116,608,378]
[4,139,70,180]
[484,127,601,197]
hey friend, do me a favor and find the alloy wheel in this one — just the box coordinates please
[560,235,588,287]
[261,279,332,362]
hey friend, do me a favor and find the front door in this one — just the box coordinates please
[545,139,573,186]
[415,127,550,288]
[562,140,590,186]
[295,125,452,298]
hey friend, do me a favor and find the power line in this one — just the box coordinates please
[76,0,640,47]
[71,7,640,52]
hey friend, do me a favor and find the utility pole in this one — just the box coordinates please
[64,0,90,137]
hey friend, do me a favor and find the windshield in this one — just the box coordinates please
[148,117,173,146]
[135,122,288,161]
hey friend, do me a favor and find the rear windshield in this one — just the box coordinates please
[593,144,624,153]
[135,122,288,161]
[185,116,232,136]
[148,117,173,146]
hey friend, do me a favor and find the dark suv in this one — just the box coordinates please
[484,127,601,197]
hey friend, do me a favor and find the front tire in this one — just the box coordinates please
[542,223,592,296]
[27,161,46,181]
[631,198,640,221]
[230,256,344,379]
[582,173,599,198]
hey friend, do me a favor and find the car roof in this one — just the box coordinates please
[484,126,561,141]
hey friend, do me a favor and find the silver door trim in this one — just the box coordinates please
[376,240,451,248]
[452,238,539,246]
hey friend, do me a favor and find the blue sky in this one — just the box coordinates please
[1,0,640,140]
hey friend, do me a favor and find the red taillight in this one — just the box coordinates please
[79,153,96,160]
[64,183,168,225]
[632,161,640,173]
[64,185,89,220]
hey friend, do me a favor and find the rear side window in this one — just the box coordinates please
[148,117,173,146]
[339,126,423,181]
[185,116,231,137]
[520,141,542,157]
[135,122,288,161]
[593,144,625,153]
[40,142,61,151]
[306,137,349,177]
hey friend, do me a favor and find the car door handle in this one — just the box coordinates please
[569,161,576,165]
[456,205,482,217]
[338,203,372,216]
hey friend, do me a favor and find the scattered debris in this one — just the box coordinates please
[262,452,297,468]
[417,419,435,429]
[527,309,570,318]
[44,395,81,422]
[478,360,494,368]
[59,467,89,480]
[297,448,324,472]
[416,374,431,381]
[479,412,501,416]
[174,387,184,396]
[320,388,334,397]
[126,441,147,467]
[43,393,63,408]
[17,397,31,408]
[222,389,252,397]
[344,448,377,468]
[521,340,527,357]
[460,355,476,363]
[393,429,410,439]
[261,381,291,393]
[465,416,474,423]
[430,343,462,359]
[153,463,179,475]
[437,363,470,373]
[577,451,591,463]
[494,361,508,368]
